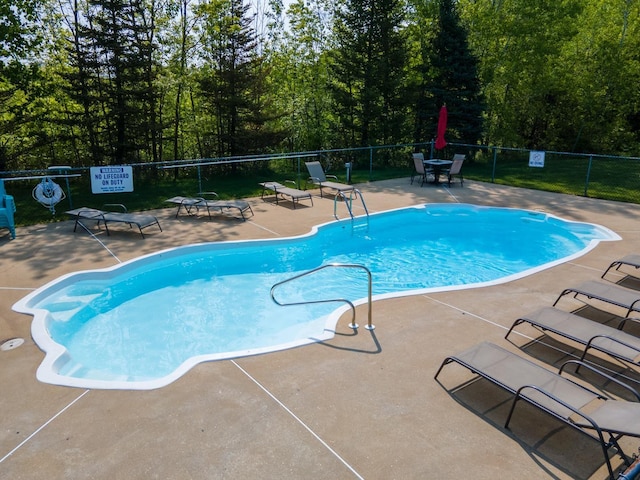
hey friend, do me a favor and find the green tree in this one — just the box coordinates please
[196,0,285,157]
[329,0,409,148]
[428,0,484,148]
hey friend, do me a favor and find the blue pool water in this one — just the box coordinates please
[14,203,620,389]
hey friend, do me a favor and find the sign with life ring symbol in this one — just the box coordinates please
[32,177,65,211]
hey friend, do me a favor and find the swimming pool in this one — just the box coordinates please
[13,203,620,390]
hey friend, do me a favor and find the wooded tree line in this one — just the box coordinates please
[0,0,638,170]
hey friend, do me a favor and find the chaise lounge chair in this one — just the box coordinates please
[304,161,355,198]
[166,193,254,221]
[0,179,16,239]
[435,341,640,479]
[602,254,640,280]
[553,280,640,318]
[505,306,640,369]
[66,204,162,239]
[259,181,313,209]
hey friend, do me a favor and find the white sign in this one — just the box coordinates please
[90,166,134,193]
[529,151,545,168]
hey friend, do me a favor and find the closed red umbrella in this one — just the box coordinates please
[435,104,448,150]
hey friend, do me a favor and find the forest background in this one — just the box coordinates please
[1,0,639,173]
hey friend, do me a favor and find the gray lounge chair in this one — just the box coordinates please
[553,280,640,318]
[259,181,313,208]
[602,254,640,280]
[166,193,254,221]
[435,341,640,479]
[66,205,162,239]
[505,306,640,368]
[304,161,355,198]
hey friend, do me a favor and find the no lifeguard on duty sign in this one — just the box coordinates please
[90,166,134,193]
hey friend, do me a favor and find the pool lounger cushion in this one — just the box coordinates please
[434,341,640,479]
[553,280,640,317]
[505,306,640,367]
[66,206,162,239]
[166,196,253,221]
[259,181,313,208]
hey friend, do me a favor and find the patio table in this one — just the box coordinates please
[423,159,452,185]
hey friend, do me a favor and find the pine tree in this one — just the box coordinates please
[329,0,408,148]
[196,0,284,157]
[428,0,484,146]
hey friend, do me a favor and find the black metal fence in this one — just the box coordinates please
[2,141,640,225]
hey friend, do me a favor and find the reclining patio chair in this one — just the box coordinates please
[602,254,640,280]
[435,341,640,479]
[259,181,313,209]
[553,280,640,318]
[0,179,16,239]
[66,204,162,239]
[505,306,640,369]
[304,161,355,198]
[166,193,254,221]
[443,154,465,187]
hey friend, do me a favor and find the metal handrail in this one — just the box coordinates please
[270,263,374,330]
[333,189,369,220]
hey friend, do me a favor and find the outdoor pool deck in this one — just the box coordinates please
[2,178,640,479]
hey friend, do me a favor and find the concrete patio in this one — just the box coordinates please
[2,178,640,479]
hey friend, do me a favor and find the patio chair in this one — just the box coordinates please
[505,306,640,369]
[443,154,465,187]
[0,179,16,239]
[602,254,640,280]
[435,341,640,479]
[553,280,640,318]
[259,181,313,209]
[66,204,162,239]
[410,153,433,186]
[304,161,355,198]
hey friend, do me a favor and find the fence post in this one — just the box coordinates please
[369,146,373,180]
[584,155,593,197]
[491,147,497,183]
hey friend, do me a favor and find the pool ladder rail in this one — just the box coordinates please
[334,189,369,221]
[270,263,374,331]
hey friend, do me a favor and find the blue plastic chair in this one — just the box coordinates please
[0,179,16,239]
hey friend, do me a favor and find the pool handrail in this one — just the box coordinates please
[270,263,374,330]
[334,189,369,220]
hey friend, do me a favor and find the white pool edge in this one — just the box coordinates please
[12,203,622,390]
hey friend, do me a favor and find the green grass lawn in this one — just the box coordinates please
[4,155,638,227]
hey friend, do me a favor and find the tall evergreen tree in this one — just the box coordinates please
[196,0,284,157]
[427,0,484,147]
[329,0,408,148]
[60,0,162,164]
